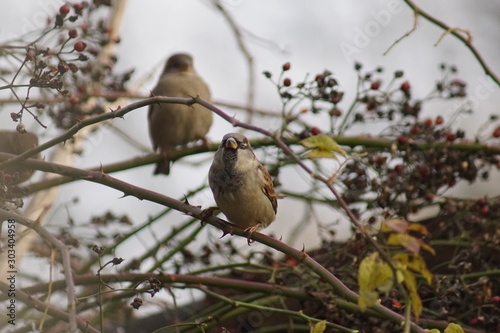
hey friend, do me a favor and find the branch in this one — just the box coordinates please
[401,0,499,86]
[0,281,99,333]
[0,210,79,332]
[213,0,256,123]
[4,150,427,332]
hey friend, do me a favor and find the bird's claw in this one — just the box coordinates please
[200,206,218,225]
[243,225,261,246]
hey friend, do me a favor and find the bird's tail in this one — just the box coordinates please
[153,158,171,175]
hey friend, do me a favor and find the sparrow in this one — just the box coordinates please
[148,53,213,175]
[0,130,40,184]
[208,133,278,242]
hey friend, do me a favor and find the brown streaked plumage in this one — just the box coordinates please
[0,130,40,184]
[148,53,212,175]
[208,133,278,242]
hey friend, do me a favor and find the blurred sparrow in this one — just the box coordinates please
[0,130,40,184]
[148,53,212,175]
[208,133,278,242]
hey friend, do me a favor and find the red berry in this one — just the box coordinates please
[373,156,386,166]
[283,78,291,87]
[424,118,433,127]
[435,116,444,125]
[446,133,456,142]
[397,135,408,145]
[331,96,341,104]
[282,62,291,71]
[424,192,435,202]
[310,127,321,135]
[69,96,78,104]
[81,23,88,32]
[410,127,420,135]
[400,81,410,92]
[493,127,500,138]
[68,29,78,39]
[418,166,431,178]
[366,102,376,111]
[470,318,479,327]
[329,108,342,117]
[476,198,487,207]
[370,80,380,90]
[74,3,84,13]
[73,41,87,52]
[59,4,70,15]
[315,74,323,82]
[480,207,489,216]
[394,164,404,173]
[451,79,466,87]
[391,299,402,309]
[491,296,500,304]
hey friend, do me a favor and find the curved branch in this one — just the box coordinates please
[3,152,426,332]
[213,0,256,123]
[0,281,99,333]
[0,210,79,332]
[402,0,499,86]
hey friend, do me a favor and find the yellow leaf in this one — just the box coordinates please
[300,135,347,156]
[387,234,421,254]
[425,329,441,333]
[443,323,465,333]
[358,252,394,310]
[303,149,339,160]
[393,253,433,285]
[407,223,429,235]
[312,320,327,333]
[419,241,436,255]
[400,266,423,319]
[382,218,409,233]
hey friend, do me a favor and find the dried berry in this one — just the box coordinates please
[370,80,380,90]
[59,4,70,15]
[68,29,78,39]
[74,41,87,52]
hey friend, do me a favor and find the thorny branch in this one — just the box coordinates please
[4,96,435,332]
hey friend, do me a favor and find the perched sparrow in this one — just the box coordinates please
[208,133,278,242]
[148,53,213,175]
[0,130,40,184]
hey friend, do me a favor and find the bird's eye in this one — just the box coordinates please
[239,142,248,149]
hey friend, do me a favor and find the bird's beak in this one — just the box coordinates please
[224,137,238,150]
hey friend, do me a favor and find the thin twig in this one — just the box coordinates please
[7,152,427,332]
[213,0,256,123]
[384,10,419,56]
[402,0,499,86]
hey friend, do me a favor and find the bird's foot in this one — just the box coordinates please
[200,206,219,225]
[243,224,262,245]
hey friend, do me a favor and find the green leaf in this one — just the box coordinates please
[312,320,327,333]
[300,135,347,159]
[303,150,338,159]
